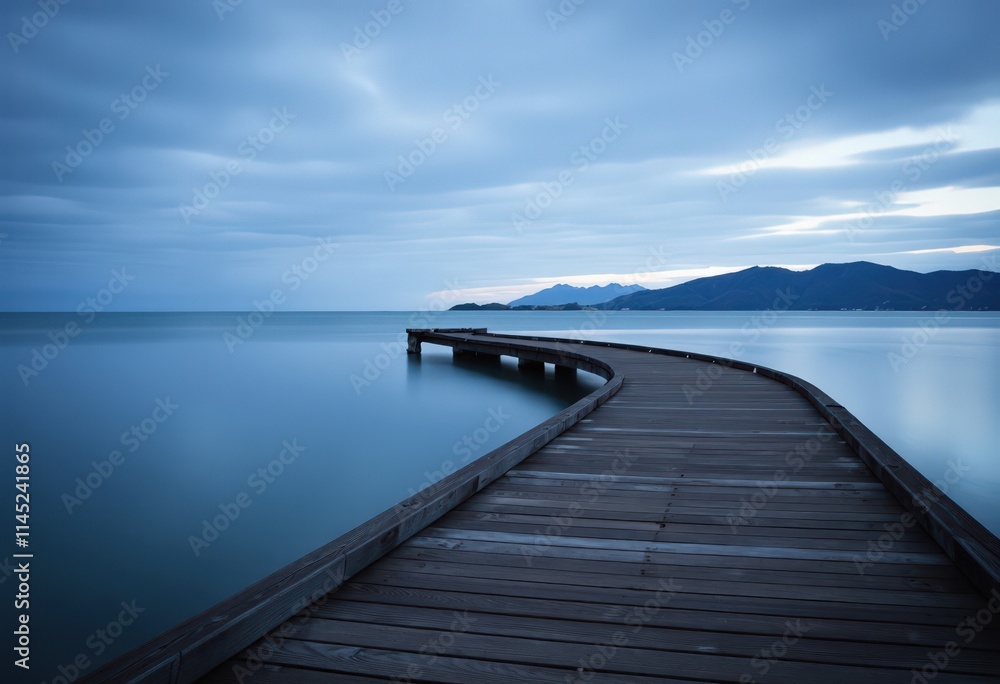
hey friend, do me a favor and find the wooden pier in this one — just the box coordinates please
[92,329,1000,683]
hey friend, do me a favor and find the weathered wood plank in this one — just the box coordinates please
[323,582,1000,650]
[390,542,973,592]
[249,621,998,683]
[289,601,1000,675]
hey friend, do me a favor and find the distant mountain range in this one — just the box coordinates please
[448,262,999,311]
[599,261,999,311]
[449,301,595,311]
[509,282,647,307]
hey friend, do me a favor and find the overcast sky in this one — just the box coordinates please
[2,0,998,310]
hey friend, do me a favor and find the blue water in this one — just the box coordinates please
[1,310,998,679]
[0,312,601,679]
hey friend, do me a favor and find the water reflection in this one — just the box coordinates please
[446,351,601,406]
[0,313,601,676]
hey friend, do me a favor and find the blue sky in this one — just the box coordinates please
[2,0,998,310]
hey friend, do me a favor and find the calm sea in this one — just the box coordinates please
[1,310,997,678]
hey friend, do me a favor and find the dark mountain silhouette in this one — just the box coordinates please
[509,282,646,307]
[599,261,999,311]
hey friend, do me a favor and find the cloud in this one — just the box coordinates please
[898,244,1000,256]
[2,0,999,310]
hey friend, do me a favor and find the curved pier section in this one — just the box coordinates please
[88,330,622,683]
[94,329,1000,683]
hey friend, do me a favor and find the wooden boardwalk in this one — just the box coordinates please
[93,330,1000,683]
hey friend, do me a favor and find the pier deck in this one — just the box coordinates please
[94,329,1000,683]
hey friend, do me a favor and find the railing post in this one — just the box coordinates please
[518,358,544,372]
[407,332,421,354]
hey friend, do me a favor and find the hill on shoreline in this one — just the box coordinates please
[509,282,646,307]
[448,261,1000,311]
[599,261,999,311]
